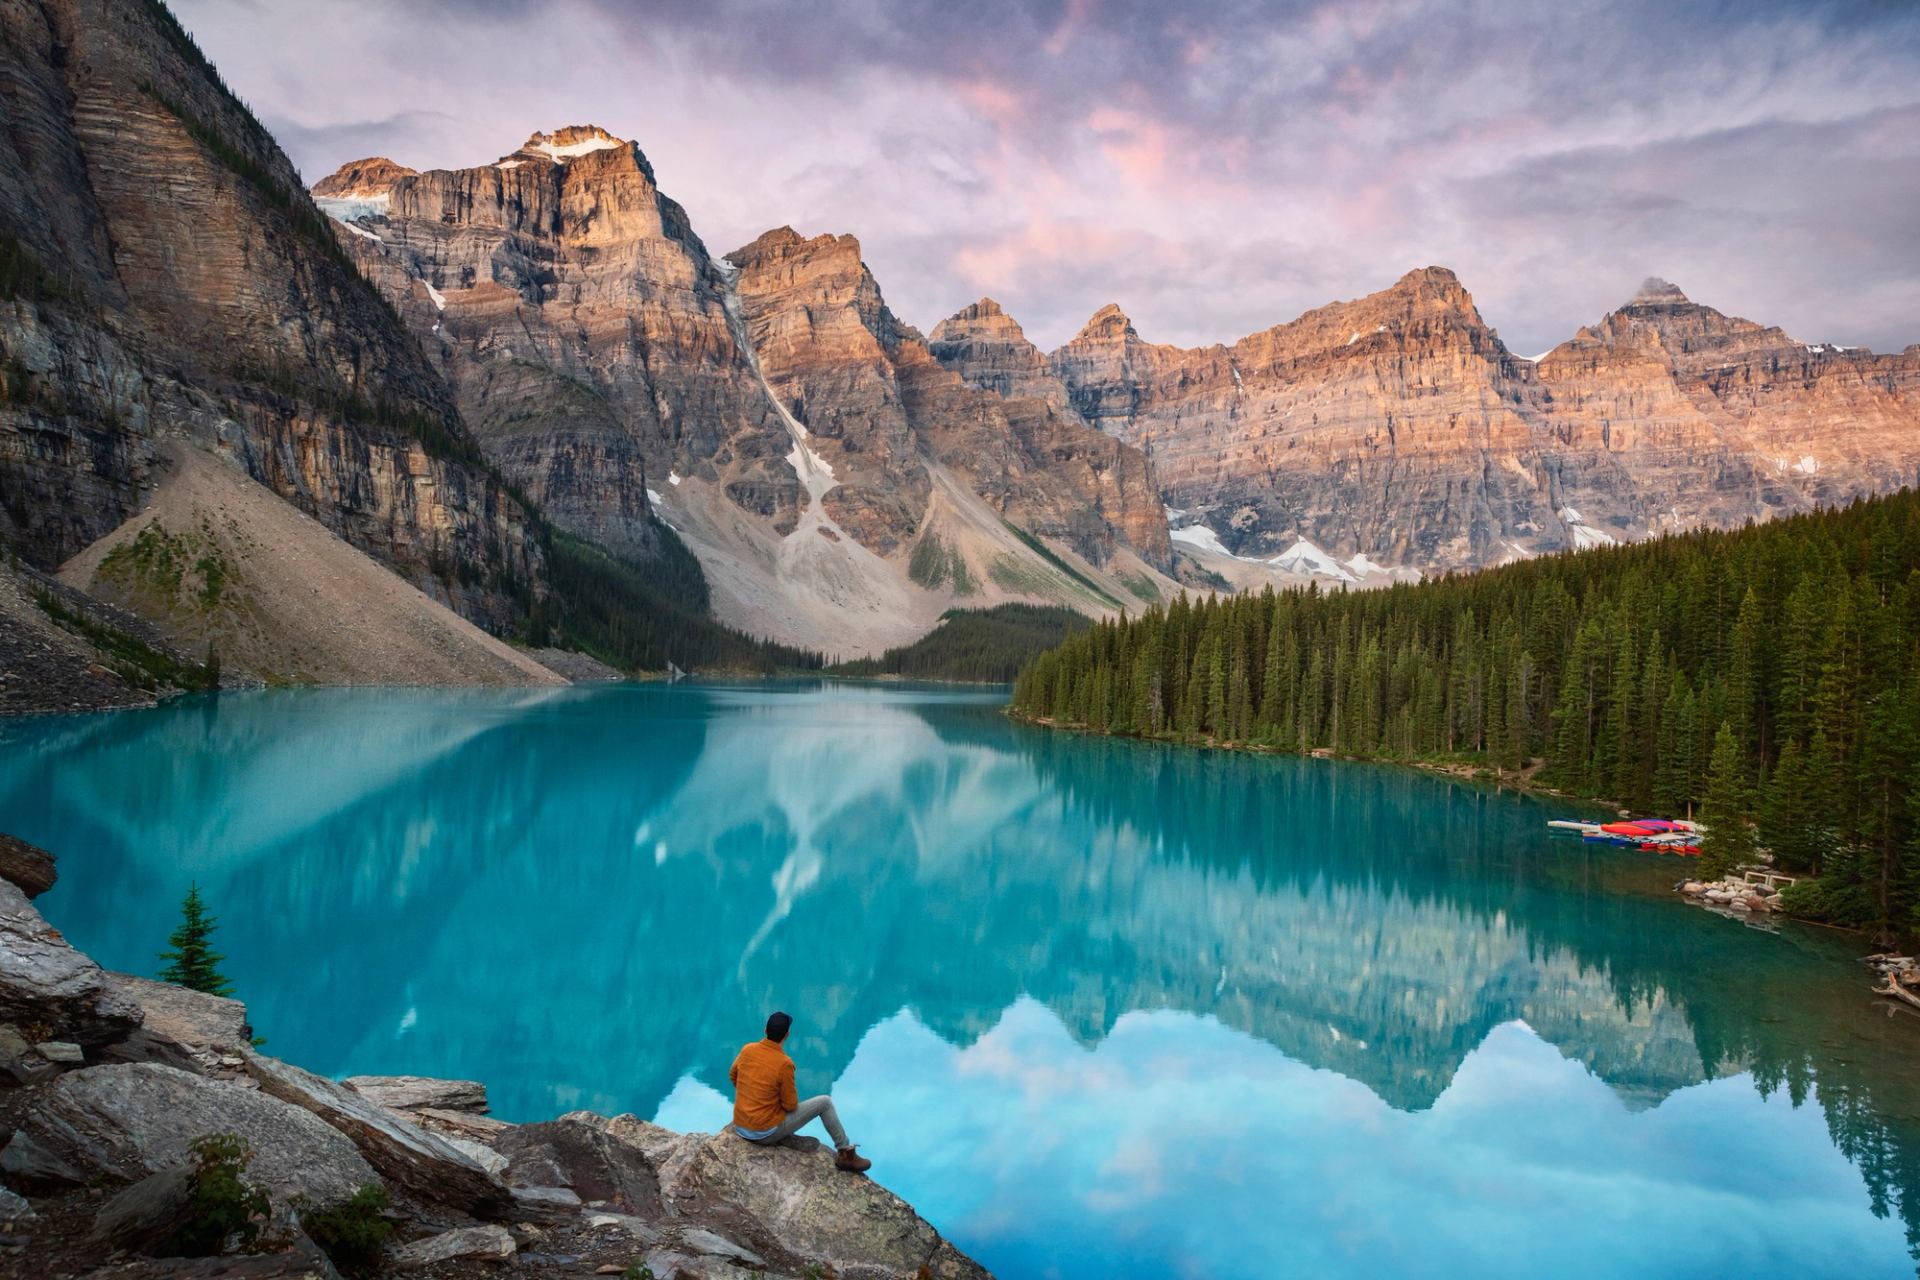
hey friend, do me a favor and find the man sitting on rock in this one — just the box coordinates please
[729,1010,871,1173]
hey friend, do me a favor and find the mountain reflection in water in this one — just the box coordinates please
[4,683,1917,1278]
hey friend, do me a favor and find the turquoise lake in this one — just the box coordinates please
[4,681,1919,1278]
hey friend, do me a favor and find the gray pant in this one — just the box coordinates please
[745,1095,850,1149]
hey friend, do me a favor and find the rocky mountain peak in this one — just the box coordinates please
[927,298,1071,412]
[1074,303,1137,342]
[311,156,417,199]
[1630,277,1691,306]
[952,297,1005,320]
[1386,265,1477,311]
[514,124,628,163]
[727,226,864,270]
[929,298,1025,342]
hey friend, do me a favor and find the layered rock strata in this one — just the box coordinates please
[312,141,1172,650]
[0,0,543,629]
[932,274,1920,572]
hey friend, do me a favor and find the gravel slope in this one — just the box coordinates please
[59,444,564,688]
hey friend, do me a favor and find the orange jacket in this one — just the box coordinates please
[729,1038,798,1131]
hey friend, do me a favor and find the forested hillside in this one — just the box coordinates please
[529,531,824,675]
[832,604,1089,682]
[1012,491,1920,938]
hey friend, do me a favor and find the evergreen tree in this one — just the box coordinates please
[158,883,235,997]
[1699,722,1757,878]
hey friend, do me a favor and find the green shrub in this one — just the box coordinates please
[30,586,219,693]
[297,1183,394,1278]
[164,1133,270,1256]
[1779,875,1872,928]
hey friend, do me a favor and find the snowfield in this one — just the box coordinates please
[530,136,624,161]
[1170,524,1235,557]
[1269,539,1358,583]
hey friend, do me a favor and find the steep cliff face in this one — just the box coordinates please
[965,269,1550,568]
[727,229,1171,572]
[927,298,1073,413]
[1536,279,1920,522]
[315,125,794,563]
[724,228,927,555]
[935,272,1920,575]
[318,144,1174,650]
[0,0,542,628]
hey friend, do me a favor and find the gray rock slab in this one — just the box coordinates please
[391,1223,516,1268]
[341,1075,488,1115]
[105,973,253,1054]
[494,1115,663,1214]
[5,1061,374,1203]
[243,1053,508,1217]
[0,881,141,1048]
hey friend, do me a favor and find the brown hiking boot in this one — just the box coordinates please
[835,1145,872,1173]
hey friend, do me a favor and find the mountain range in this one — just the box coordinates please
[310,124,1174,654]
[932,271,1920,579]
[3,0,1916,681]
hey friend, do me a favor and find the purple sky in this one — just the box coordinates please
[177,0,1920,356]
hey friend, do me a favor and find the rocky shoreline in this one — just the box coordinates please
[1675,877,1786,921]
[0,834,989,1279]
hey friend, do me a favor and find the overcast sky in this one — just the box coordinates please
[175,0,1920,355]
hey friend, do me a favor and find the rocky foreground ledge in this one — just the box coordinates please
[0,835,989,1279]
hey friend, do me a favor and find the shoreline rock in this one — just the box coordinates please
[0,879,143,1049]
[1677,876,1783,916]
[0,835,57,899]
[0,841,993,1279]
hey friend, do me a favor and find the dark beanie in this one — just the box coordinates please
[765,1011,792,1042]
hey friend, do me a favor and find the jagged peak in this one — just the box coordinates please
[311,156,417,198]
[1395,265,1463,289]
[517,124,627,161]
[1071,303,1136,343]
[727,226,863,268]
[929,298,1034,347]
[1630,277,1690,306]
[1386,266,1477,308]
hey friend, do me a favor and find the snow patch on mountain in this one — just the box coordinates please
[1170,524,1234,558]
[531,136,623,161]
[1270,539,1358,583]
[315,194,390,223]
[1570,525,1617,549]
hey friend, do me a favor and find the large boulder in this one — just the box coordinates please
[342,1075,487,1115]
[390,1224,516,1268]
[0,880,141,1048]
[0,834,56,898]
[652,1125,988,1279]
[242,1053,509,1217]
[492,1113,663,1214]
[105,974,254,1055]
[1,1062,375,1203]
[88,1164,198,1254]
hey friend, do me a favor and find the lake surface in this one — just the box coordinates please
[5,682,1919,1278]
